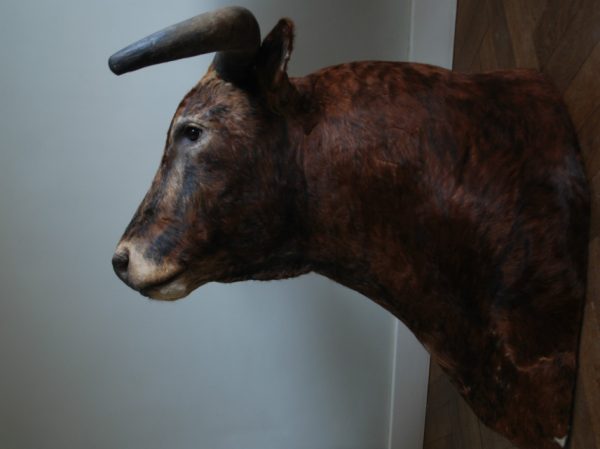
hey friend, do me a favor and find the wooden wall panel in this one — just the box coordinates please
[423,1,600,448]
[452,0,489,71]
[532,0,586,67]
[564,40,600,136]
[536,0,600,93]
[502,0,544,68]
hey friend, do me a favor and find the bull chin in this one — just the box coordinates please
[139,273,192,301]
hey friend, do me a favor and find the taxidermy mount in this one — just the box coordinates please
[108,7,590,449]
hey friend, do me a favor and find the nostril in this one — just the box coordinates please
[112,250,130,278]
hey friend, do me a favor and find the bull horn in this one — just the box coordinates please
[108,6,260,81]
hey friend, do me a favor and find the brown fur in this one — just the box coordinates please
[113,18,589,449]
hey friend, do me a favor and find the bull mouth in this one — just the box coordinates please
[139,270,189,300]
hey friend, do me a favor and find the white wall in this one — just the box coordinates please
[409,0,457,68]
[0,1,438,449]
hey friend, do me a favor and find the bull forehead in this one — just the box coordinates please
[170,73,257,134]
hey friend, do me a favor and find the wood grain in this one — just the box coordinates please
[591,175,600,241]
[453,0,489,71]
[564,40,600,127]
[532,0,586,68]
[539,0,600,93]
[479,30,498,71]
[502,0,544,68]
[485,0,516,68]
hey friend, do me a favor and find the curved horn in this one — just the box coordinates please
[108,6,261,80]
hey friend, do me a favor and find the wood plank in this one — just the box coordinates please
[427,371,459,409]
[429,359,445,383]
[455,396,484,449]
[570,383,596,449]
[521,0,548,26]
[453,0,476,71]
[469,47,483,73]
[453,2,490,71]
[564,40,600,130]
[572,236,600,448]
[502,0,543,68]
[425,434,455,449]
[424,398,455,444]
[479,30,498,71]
[479,422,516,449]
[591,173,600,241]
[540,0,600,93]
[590,238,600,338]
[586,238,600,321]
[454,0,478,39]
[532,0,587,68]
[485,0,516,68]
[578,105,600,179]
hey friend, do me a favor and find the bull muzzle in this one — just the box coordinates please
[112,241,189,300]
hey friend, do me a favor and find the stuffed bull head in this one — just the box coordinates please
[108,7,590,449]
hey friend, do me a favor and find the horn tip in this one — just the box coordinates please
[108,54,126,75]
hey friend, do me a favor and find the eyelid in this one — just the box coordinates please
[174,122,207,143]
[179,121,204,133]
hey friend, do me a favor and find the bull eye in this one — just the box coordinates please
[183,125,202,142]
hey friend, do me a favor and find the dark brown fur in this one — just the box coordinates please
[114,19,589,449]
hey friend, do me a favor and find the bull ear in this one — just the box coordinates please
[255,18,296,112]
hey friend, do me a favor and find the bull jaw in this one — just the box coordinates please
[140,276,191,300]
